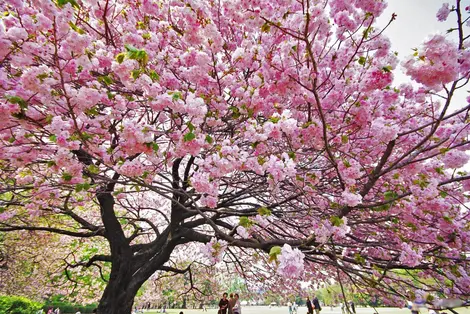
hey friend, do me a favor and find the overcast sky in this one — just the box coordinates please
[379,0,458,56]
[377,0,468,111]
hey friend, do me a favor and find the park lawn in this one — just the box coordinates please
[144,307,470,314]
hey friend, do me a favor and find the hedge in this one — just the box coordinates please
[0,295,42,314]
[42,302,97,314]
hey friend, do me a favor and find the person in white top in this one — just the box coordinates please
[232,293,241,314]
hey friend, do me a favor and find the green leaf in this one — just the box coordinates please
[172,92,182,101]
[149,70,160,82]
[382,65,393,73]
[68,21,86,34]
[406,222,418,231]
[115,53,126,64]
[239,216,254,228]
[183,132,196,142]
[49,135,57,142]
[62,172,73,181]
[45,114,54,124]
[358,56,366,65]
[269,116,281,123]
[341,135,348,144]
[186,121,195,132]
[131,69,141,80]
[330,216,343,227]
[75,183,90,192]
[98,75,113,86]
[88,164,100,174]
[269,246,282,262]
[261,22,271,33]
[439,191,448,198]
[7,95,28,110]
[229,106,240,119]
[373,204,391,212]
[205,135,213,144]
[125,44,139,53]
[257,207,272,216]
[384,191,398,201]
[125,45,148,64]
[57,0,79,8]
[152,143,159,152]
[435,167,444,174]
[354,253,366,265]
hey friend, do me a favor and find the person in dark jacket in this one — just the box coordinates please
[348,301,356,314]
[306,296,313,314]
[312,294,321,314]
[218,293,229,314]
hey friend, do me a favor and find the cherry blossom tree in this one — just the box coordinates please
[1,0,470,313]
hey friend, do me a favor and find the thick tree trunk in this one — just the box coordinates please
[96,190,142,314]
[95,251,143,314]
[96,284,135,314]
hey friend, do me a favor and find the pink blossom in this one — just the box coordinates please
[371,118,399,143]
[200,238,227,264]
[362,68,393,92]
[341,190,362,207]
[403,35,459,90]
[6,27,28,41]
[436,3,451,21]
[399,243,422,267]
[191,172,218,195]
[117,159,146,177]
[237,226,250,239]
[200,195,218,208]
[276,244,305,279]
[0,211,15,221]
[442,150,469,169]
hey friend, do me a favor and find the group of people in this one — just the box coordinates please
[287,301,299,314]
[340,301,356,314]
[218,292,242,314]
[306,294,322,314]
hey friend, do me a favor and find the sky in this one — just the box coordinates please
[379,0,458,57]
[377,0,468,111]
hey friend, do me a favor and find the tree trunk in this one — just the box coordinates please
[96,285,135,314]
[96,191,141,314]
[95,265,145,314]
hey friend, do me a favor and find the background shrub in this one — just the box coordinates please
[0,295,42,314]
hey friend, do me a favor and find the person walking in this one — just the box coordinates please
[306,296,313,314]
[348,301,356,314]
[287,301,292,314]
[312,294,321,314]
[233,293,241,314]
[228,293,236,314]
[218,292,229,314]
